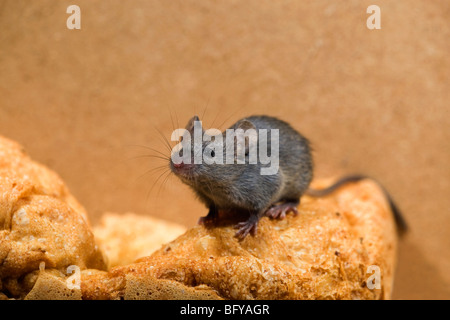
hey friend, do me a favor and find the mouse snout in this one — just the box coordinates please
[170,159,194,175]
[172,162,184,169]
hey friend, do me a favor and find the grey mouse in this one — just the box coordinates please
[170,115,407,240]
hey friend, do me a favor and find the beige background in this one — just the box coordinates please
[0,0,449,299]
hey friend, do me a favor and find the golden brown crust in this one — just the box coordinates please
[93,212,187,268]
[81,179,398,300]
[0,135,398,299]
[0,136,107,298]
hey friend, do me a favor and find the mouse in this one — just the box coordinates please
[169,115,407,240]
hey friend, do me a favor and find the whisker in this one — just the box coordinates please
[168,107,176,135]
[127,154,170,162]
[217,107,241,130]
[157,170,172,198]
[146,168,170,203]
[153,126,173,153]
[126,144,170,159]
[201,97,210,123]
[210,108,221,129]
[134,165,169,184]
[173,111,181,141]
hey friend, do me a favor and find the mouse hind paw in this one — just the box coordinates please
[265,201,299,220]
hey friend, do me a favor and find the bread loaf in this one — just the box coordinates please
[0,135,398,299]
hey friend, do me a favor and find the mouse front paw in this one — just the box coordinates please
[198,205,218,226]
[198,215,216,226]
[234,215,259,240]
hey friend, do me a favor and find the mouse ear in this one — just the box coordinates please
[185,115,201,132]
[235,119,258,158]
[235,119,256,131]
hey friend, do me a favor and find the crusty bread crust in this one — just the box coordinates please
[0,136,107,299]
[93,212,187,268]
[0,135,397,299]
[82,179,398,300]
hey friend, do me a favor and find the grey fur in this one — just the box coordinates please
[170,115,313,239]
[170,115,407,240]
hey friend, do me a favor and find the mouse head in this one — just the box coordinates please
[170,115,259,188]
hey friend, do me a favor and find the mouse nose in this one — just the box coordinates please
[171,160,195,171]
[173,162,184,169]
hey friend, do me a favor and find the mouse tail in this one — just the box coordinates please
[306,174,408,236]
[305,174,368,197]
